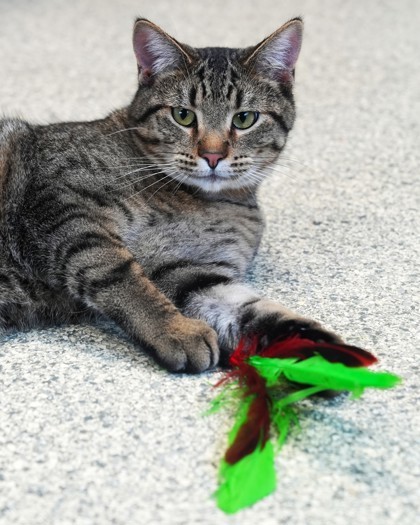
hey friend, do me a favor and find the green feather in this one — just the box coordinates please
[249,355,401,397]
[214,394,277,513]
[215,441,276,514]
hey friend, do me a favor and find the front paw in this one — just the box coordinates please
[152,316,219,373]
[240,299,343,345]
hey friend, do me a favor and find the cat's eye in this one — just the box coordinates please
[172,107,196,127]
[232,111,259,130]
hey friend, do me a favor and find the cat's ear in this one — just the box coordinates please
[245,18,303,84]
[133,19,193,84]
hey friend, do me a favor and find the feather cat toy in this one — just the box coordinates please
[210,334,400,513]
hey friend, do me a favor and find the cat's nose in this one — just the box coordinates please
[201,152,225,169]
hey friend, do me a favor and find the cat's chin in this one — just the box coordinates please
[173,173,257,194]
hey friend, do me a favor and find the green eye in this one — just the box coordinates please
[172,107,196,127]
[232,111,259,130]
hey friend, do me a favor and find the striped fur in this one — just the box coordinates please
[0,19,341,372]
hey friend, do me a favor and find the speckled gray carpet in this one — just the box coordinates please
[1,1,419,524]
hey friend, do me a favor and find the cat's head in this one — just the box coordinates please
[128,18,303,193]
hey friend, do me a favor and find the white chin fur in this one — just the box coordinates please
[189,176,236,193]
[170,171,259,193]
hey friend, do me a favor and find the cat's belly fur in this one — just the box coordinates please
[123,199,264,280]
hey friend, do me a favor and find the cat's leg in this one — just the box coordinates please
[0,270,15,331]
[180,282,343,357]
[0,262,31,332]
[47,232,218,372]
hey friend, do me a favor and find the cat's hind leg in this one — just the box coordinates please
[0,261,30,332]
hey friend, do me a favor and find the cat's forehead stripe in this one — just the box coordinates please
[190,48,244,104]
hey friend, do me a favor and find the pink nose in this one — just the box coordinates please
[201,152,225,169]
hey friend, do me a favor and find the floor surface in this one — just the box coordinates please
[1,1,419,524]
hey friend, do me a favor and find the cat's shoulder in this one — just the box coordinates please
[0,117,32,144]
[0,118,33,188]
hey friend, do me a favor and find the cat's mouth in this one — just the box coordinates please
[193,171,231,182]
[173,169,249,193]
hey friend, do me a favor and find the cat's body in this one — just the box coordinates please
[0,18,341,372]
[0,111,260,329]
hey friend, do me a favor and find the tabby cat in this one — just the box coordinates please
[0,18,341,372]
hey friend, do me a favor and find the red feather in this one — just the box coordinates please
[224,364,270,464]
[229,335,259,368]
[259,334,377,367]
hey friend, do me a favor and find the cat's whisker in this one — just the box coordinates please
[262,165,301,182]
[113,163,175,181]
[113,169,174,191]
[114,162,175,173]
[106,127,143,136]
[278,156,308,167]
[143,172,178,198]
[113,174,166,189]
[110,160,177,171]
[146,172,179,202]
[109,163,172,170]
[257,153,306,162]
[258,155,310,170]
[248,169,265,180]
[119,155,173,160]
[245,170,266,187]
[263,163,298,172]
[124,171,177,201]
[108,158,173,166]
[118,168,174,184]
[238,168,264,188]
[123,156,182,166]
[172,173,189,196]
